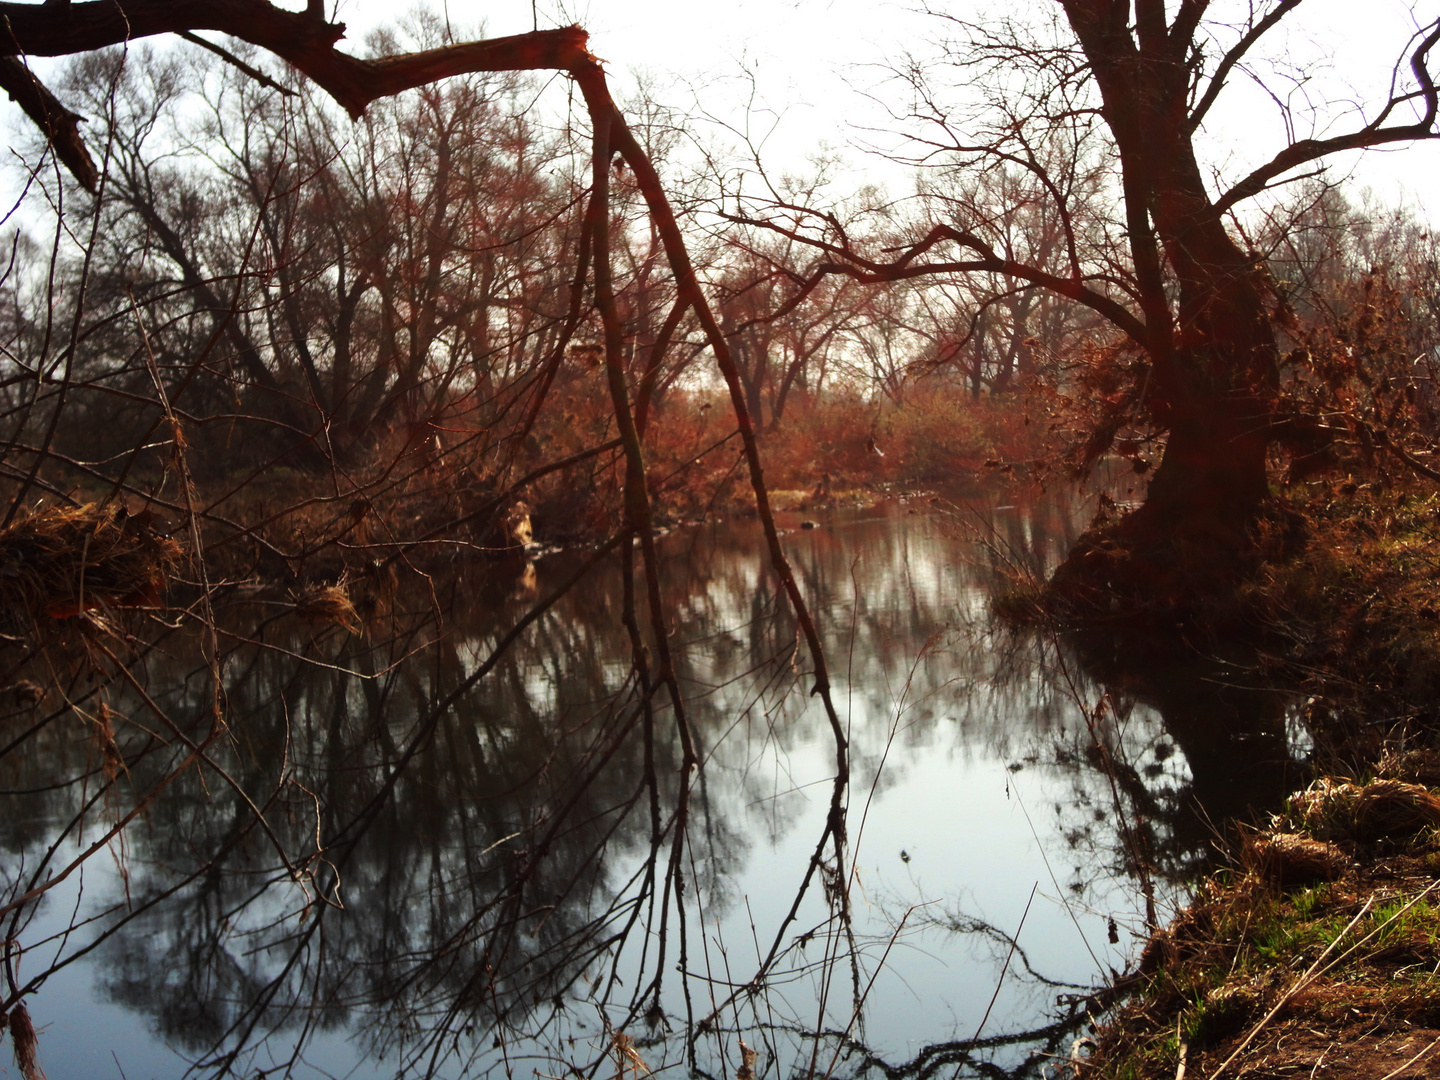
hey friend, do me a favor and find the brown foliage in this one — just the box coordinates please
[1276,267,1440,485]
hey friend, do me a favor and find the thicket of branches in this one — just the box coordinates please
[0,13,866,1078]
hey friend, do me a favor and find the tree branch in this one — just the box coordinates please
[0,1,592,117]
[1214,20,1440,214]
[176,30,297,97]
[1187,0,1303,132]
[1169,0,1210,52]
[0,55,96,190]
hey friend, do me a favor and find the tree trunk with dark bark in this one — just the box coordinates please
[1064,0,1283,546]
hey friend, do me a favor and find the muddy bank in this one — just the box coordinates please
[1088,768,1440,1079]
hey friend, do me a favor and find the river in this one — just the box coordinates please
[0,485,1311,1079]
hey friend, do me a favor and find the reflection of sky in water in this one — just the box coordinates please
[4,488,1306,1078]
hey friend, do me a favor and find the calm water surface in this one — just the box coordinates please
[2,487,1309,1079]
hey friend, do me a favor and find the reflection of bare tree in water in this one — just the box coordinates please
[0,534,855,1077]
[958,489,1308,894]
[1053,626,1307,896]
[0,494,1156,1080]
[105,605,770,1074]
[685,1016,1091,1080]
[0,479,1276,1080]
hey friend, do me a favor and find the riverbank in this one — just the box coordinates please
[1079,478,1440,1079]
[27,390,1044,590]
[1088,770,1440,1079]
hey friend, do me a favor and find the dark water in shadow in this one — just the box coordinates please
[0,486,1310,1079]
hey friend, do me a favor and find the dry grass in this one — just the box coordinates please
[1243,831,1351,888]
[0,502,182,631]
[291,581,363,635]
[9,1001,44,1080]
[1291,778,1440,842]
[1088,770,1440,1080]
[756,388,1050,492]
[608,1031,651,1080]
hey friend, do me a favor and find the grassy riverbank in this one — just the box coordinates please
[1091,772,1440,1078]
[1081,478,1440,1079]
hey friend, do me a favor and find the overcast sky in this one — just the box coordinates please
[325,0,1440,221]
[3,1,1434,226]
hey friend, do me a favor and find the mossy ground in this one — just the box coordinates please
[1090,776,1440,1078]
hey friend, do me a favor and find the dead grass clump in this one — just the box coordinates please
[5,680,44,710]
[735,1040,758,1080]
[93,701,126,780]
[1245,831,1350,887]
[1376,747,1440,788]
[1354,779,1440,841]
[0,503,181,630]
[1291,777,1440,842]
[1189,977,1266,1046]
[1290,777,1364,838]
[9,1001,44,1080]
[291,582,362,634]
[608,1031,651,1080]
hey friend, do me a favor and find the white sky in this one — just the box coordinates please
[324,0,1440,222]
[3,1,1435,230]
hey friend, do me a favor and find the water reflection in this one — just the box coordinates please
[0,487,1309,1079]
[1064,622,1308,887]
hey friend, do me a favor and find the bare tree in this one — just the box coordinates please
[714,235,866,427]
[740,1,1440,552]
[0,0,849,696]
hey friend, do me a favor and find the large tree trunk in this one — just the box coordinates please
[1143,391,1272,527]
[1140,286,1279,534]
[1061,1,1283,546]
[1139,236,1280,538]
